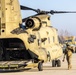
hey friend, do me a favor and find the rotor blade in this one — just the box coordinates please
[49,10,76,15]
[20,5,76,14]
[20,5,38,12]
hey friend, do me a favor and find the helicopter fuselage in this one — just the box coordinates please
[0,0,62,71]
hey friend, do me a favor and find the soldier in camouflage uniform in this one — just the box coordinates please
[62,43,74,70]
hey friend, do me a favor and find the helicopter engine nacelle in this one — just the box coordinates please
[25,17,41,29]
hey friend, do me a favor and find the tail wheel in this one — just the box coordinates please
[38,61,43,71]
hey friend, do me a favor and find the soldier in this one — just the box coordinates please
[62,43,74,70]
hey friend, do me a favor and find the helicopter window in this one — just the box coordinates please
[38,39,41,46]
[48,37,50,43]
[53,36,55,42]
[48,17,50,20]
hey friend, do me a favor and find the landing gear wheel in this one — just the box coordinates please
[56,59,61,67]
[38,62,43,71]
[52,60,56,67]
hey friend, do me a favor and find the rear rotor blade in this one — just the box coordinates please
[20,5,38,12]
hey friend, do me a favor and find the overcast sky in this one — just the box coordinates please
[19,0,76,36]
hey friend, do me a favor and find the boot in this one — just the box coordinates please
[68,65,72,70]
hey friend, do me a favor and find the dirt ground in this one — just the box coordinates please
[0,53,76,75]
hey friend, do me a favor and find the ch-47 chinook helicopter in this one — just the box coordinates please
[0,0,76,71]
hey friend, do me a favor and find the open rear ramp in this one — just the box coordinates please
[0,60,33,71]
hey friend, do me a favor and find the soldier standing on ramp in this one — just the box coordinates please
[62,43,74,70]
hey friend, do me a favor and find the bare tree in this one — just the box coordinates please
[58,29,72,44]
